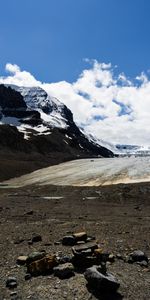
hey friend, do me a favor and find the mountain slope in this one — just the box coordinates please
[0,84,113,180]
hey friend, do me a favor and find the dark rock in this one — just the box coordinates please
[136,260,148,267]
[131,250,148,262]
[62,235,76,246]
[54,263,75,279]
[32,234,42,243]
[6,276,18,289]
[26,210,33,215]
[14,238,24,245]
[72,241,98,255]
[84,265,120,292]
[25,273,32,280]
[116,254,124,260]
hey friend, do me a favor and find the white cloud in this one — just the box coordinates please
[0,61,150,146]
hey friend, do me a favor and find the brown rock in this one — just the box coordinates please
[27,255,57,276]
[73,232,87,242]
[17,256,28,265]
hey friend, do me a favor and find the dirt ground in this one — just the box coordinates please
[0,182,150,300]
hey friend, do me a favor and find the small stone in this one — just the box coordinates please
[94,248,103,256]
[10,292,17,296]
[54,241,61,245]
[6,277,17,289]
[26,210,33,215]
[86,236,96,242]
[28,240,33,245]
[14,238,24,245]
[116,254,124,260]
[25,273,32,280]
[54,262,75,279]
[131,250,148,262]
[73,232,87,242]
[16,256,28,265]
[136,260,148,267]
[62,235,76,246]
[108,254,115,263]
[84,265,120,292]
[32,234,42,243]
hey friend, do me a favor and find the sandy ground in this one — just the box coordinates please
[3,157,150,187]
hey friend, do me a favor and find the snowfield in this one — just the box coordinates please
[3,156,150,187]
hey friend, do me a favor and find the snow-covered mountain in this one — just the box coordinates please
[0,84,113,180]
[81,130,150,156]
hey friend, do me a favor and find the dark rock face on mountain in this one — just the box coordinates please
[0,84,113,180]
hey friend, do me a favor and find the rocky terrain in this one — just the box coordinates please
[0,181,150,300]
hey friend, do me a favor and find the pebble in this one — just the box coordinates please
[32,234,42,243]
[16,256,28,265]
[6,277,18,289]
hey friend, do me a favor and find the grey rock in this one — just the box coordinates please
[6,276,17,289]
[62,235,76,246]
[54,262,75,279]
[84,265,120,292]
[136,260,148,267]
[26,251,46,264]
[131,250,148,262]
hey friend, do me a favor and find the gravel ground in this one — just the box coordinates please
[0,182,150,299]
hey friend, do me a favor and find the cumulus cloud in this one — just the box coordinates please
[0,60,150,146]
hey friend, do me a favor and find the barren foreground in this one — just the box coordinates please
[0,181,150,300]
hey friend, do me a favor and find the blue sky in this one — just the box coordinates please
[0,0,150,146]
[0,0,150,82]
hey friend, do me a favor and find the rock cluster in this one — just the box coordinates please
[7,230,149,298]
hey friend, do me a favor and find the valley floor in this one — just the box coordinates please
[0,182,150,299]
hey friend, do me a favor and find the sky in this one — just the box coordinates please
[0,0,150,146]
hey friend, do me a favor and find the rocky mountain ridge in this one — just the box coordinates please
[0,84,113,180]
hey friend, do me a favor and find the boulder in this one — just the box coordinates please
[84,265,120,292]
[54,263,75,279]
